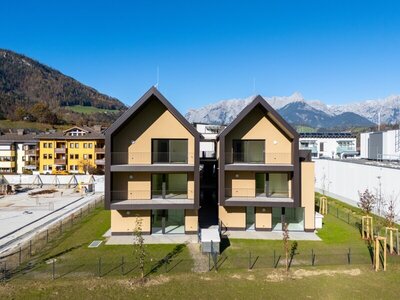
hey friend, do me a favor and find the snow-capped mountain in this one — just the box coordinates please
[185,92,400,128]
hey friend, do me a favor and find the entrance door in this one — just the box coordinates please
[246,207,255,231]
[255,173,266,197]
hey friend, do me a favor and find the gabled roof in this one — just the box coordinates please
[105,86,200,139]
[217,95,298,140]
[63,126,89,134]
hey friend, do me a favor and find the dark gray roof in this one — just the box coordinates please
[217,95,298,140]
[300,132,356,139]
[0,133,39,143]
[38,132,104,140]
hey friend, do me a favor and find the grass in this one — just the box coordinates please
[1,195,400,299]
[65,105,120,115]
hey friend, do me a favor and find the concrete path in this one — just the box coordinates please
[187,243,209,273]
[225,230,321,241]
[106,234,198,245]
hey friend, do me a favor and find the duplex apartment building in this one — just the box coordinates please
[105,87,315,236]
[105,87,200,235]
[39,126,105,174]
[0,130,39,174]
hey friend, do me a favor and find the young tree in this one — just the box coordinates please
[78,159,94,174]
[133,216,147,280]
[282,222,290,273]
[385,197,397,228]
[358,189,376,215]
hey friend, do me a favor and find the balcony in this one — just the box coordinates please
[110,189,194,210]
[336,146,356,153]
[300,144,318,154]
[110,152,195,172]
[95,159,105,165]
[224,188,293,207]
[95,147,105,153]
[0,161,15,168]
[200,150,216,159]
[55,148,67,154]
[25,149,38,156]
[224,152,293,171]
[54,159,66,165]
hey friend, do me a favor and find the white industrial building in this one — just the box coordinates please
[299,132,357,159]
[360,129,400,161]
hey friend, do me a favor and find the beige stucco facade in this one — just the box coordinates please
[184,209,198,233]
[219,206,246,229]
[224,106,292,164]
[301,161,315,231]
[255,207,272,230]
[111,210,151,234]
[112,98,195,165]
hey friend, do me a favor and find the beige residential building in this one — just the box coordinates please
[105,87,315,236]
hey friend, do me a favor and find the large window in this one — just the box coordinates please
[152,139,188,163]
[151,173,188,199]
[255,173,289,198]
[232,140,264,163]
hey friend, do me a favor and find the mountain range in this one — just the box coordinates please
[185,92,400,129]
[0,49,126,126]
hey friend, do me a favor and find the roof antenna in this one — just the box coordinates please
[155,66,159,88]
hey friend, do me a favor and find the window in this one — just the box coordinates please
[88,154,92,159]
[83,154,88,159]
[88,143,93,148]
[75,154,79,159]
[70,143,74,148]
[69,165,73,171]
[232,140,264,163]
[49,143,53,148]
[49,154,53,159]
[83,143,87,148]
[320,143,324,152]
[70,154,74,159]
[43,143,47,148]
[43,154,48,159]
[75,143,79,148]
[152,139,188,163]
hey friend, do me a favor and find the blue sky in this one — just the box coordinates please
[2,0,400,112]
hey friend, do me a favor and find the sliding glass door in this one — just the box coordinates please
[152,139,188,163]
[232,140,264,163]
[151,173,188,199]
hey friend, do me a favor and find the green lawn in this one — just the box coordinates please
[65,105,120,114]
[2,196,400,299]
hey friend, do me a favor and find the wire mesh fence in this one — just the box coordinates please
[0,195,104,274]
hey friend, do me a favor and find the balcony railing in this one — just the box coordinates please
[54,159,66,165]
[336,146,356,153]
[200,151,216,159]
[111,152,194,165]
[95,147,105,153]
[25,149,38,156]
[111,189,191,201]
[55,148,67,154]
[225,188,290,198]
[225,152,292,164]
[95,159,105,165]
[300,145,318,153]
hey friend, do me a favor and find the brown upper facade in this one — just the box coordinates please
[217,95,301,208]
[105,87,201,210]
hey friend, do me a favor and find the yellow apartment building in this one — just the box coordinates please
[39,126,105,174]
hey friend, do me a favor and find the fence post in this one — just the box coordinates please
[60,221,62,235]
[46,229,49,243]
[52,259,55,280]
[348,248,351,264]
[248,250,252,270]
[29,240,32,257]
[336,207,339,218]
[311,249,314,266]
[3,262,6,282]
[121,256,124,275]
[98,257,102,277]
[208,253,211,271]
[273,250,276,268]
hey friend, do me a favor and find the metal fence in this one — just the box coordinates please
[0,195,104,274]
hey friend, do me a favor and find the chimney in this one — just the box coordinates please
[17,129,24,136]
